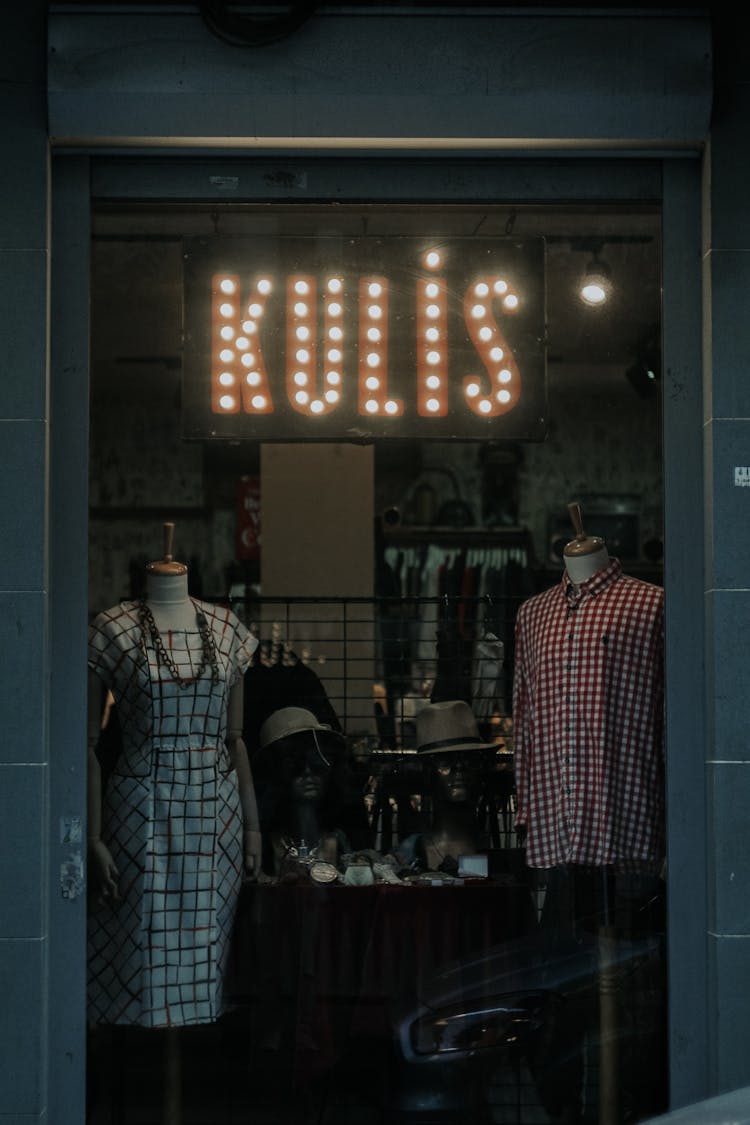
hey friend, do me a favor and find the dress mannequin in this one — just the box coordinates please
[87,524,260,1122]
[408,700,494,873]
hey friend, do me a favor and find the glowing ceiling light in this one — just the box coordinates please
[579,253,613,307]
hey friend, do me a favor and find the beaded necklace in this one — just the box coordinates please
[138,597,220,688]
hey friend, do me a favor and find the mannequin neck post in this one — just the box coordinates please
[145,570,190,606]
[143,570,197,632]
[564,545,610,587]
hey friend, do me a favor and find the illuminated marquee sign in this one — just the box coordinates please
[182,236,546,441]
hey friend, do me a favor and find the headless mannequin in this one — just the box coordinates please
[87,525,260,1125]
[561,501,616,1125]
[88,557,261,897]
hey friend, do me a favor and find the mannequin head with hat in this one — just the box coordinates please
[254,706,349,875]
[411,700,494,872]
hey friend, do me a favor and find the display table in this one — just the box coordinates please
[226,877,538,1079]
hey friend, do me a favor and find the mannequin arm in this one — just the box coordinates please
[87,669,120,903]
[227,679,261,878]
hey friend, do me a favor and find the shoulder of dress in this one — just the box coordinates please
[193,598,228,621]
[89,601,141,633]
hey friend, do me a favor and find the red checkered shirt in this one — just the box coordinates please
[512,558,664,869]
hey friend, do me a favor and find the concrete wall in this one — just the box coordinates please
[704,13,750,1094]
[0,3,50,1121]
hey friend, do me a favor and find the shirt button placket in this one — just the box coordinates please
[564,615,577,858]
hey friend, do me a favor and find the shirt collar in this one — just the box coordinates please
[562,556,623,603]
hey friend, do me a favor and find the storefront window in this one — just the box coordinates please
[87,200,664,1124]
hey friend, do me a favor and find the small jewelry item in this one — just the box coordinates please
[310,861,339,884]
[138,597,220,688]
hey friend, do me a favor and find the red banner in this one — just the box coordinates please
[236,474,261,560]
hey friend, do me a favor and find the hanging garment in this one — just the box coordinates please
[512,558,664,869]
[472,631,505,720]
[87,599,257,1028]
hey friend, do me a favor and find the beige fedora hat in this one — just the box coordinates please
[258,706,344,753]
[416,699,496,755]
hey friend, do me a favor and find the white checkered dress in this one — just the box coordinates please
[87,599,257,1028]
